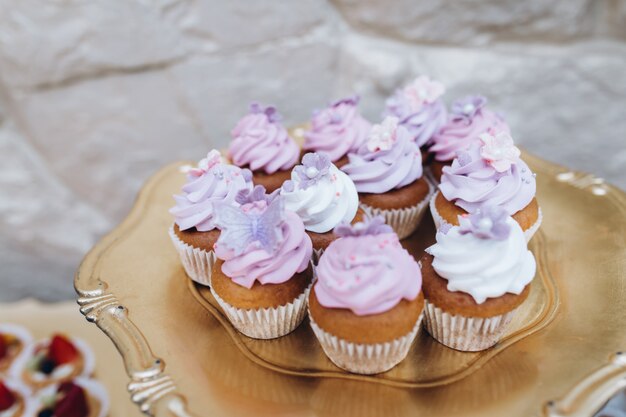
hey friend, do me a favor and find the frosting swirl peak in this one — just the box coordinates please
[229,103,300,174]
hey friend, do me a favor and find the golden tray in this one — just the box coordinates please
[74,151,626,417]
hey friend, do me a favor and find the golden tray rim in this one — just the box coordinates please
[74,151,626,417]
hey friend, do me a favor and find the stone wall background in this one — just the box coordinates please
[0,0,624,301]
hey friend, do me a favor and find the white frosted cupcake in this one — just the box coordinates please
[421,206,536,351]
[169,149,254,286]
[280,152,363,262]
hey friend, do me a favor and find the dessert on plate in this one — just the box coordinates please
[309,217,424,374]
[169,149,253,286]
[210,187,313,339]
[280,152,365,261]
[422,206,536,351]
[229,103,300,192]
[10,334,95,391]
[383,75,447,155]
[342,116,433,239]
[0,325,32,375]
[31,378,109,417]
[430,130,542,241]
[429,96,510,182]
[303,96,371,167]
[0,378,35,417]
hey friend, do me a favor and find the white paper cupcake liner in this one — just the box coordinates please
[168,224,217,286]
[429,191,542,243]
[309,314,422,375]
[422,300,518,352]
[211,285,311,340]
[360,181,434,240]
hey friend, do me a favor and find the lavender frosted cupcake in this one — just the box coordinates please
[341,117,433,239]
[229,103,300,192]
[169,150,253,286]
[430,131,542,242]
[429,96,510,182]
[384,75,447,151]
[422,206,536,351]
[303,96,371,167]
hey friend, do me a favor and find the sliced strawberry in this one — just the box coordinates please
[0,381,16,411]
[48,335,79,365]
[55,382,89,417]
[0,335,7,360]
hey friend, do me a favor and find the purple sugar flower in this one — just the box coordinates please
[334,216,393,238]
[293,152,332,189]
[458,205,511,240]
[235,184,279,206]
[451,96,487,122]
[249,102,281,123]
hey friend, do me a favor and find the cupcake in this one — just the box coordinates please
[303,96,371,167]
[169,149,253,286]
[229,103,300,192]
[341,116,433,239]
[429,96,510,182]
[422,206,536,351]
[280,152,364,261]
[383,75,447,152]
[0,325,33,375]
[31,378,109,417]
[211,188,313,339]
[308,217,424,375]
[10,334,95,391]
[430,130,542,242]
[0,378,35,417]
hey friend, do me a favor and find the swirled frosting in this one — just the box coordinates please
[430,96,510,162]
[303,97,371,162]
[439,137,536,215]
[229,103,300,174]
[384,76,447,147]
[426,215,536,304]
[314,217,421,316]
[214,194,312,289]
[341,116,423,194]
[280,153,359,233]
[170,150,253,231]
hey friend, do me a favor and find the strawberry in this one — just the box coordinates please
[55,382,89,417]
[0,381,16,411]
[48,335,79,365]
[0,335,7,360]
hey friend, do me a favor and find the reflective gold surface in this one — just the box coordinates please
[75,153,626,417]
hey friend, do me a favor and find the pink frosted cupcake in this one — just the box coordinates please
[429,96,510,182]
[384,75,447,153]
[303,96,371,167]
[430,131,542,242]
[341,116,434,239]
[309,217,424,374]
[169,150,253,286]
[229,103,300,192]
[211,187,313,339]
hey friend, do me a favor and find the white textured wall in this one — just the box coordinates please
[0,0,624,300]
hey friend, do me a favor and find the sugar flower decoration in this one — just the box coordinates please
[458,205,511,240]
[402,76,445,112]
[292,152,332,189]
[216,195,285,255]
[249,102,281,123]
[479,131,521,172]
[366,116,399,152]
[315,95,360,125]
[334,216,393,238]
[451,95,487,122]
[235,184,279,207]
[185,149,223,177]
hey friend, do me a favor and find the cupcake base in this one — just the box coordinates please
[309,315,422,375]
[422,300,518,352]
[252,168,293,193]
[307,208,366,264]
[429,191,542,242]
[169,224,217,286]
